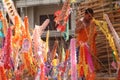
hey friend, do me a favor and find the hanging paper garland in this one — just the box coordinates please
[3,27,12,69]
[93,18,119,61]
[70,38,77,80]
[2,0,24,26]
[62,20,69,41]
[54,0,71,32]
[0,64,7,80]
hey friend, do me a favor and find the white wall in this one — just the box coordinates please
[25,7,34,28]
[34,4,62,25]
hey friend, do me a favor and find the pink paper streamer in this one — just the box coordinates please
[3,27,12,69]
[70,38,77,80]
[84,44,94,73]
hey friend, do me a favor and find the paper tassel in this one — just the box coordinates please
[22,38,36,75]
[24,16,31,39]
[62,20,69,41]
[84,44,94,73]
[39,19,50,36]
[44,30,49,62]
[23,52,35,75]
[40,64,45,80]
[62,47,65,62]
[1,18,8,37]
[2,0,24,26]
[93,19,119,61]
[78,44,84,77]
[54,0,71,32]
[13,16,22,71]
[12,16,22,46]
[3,27,12,69]
[23,16,33,56]
[0,11,8,37]
[65,49,70,61]
[70,38,77,80]
[33,25,40,54]
[82,45,88,77]
[33,19,49,54]
[103,14,120,61]
[0,64,7,80]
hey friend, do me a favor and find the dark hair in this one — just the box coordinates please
[85,8,94,16]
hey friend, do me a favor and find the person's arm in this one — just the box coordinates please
[75,20,84,33]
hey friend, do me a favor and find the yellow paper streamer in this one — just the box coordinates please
[45,30,49,62]
[93,19,119,61]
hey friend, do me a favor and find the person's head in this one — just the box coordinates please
[84,8,94,21]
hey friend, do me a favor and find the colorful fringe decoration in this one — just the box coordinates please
[12,16,22,71]
[62,47,65,62]
[33,25,40,54]
[44,30,49,62]
[22,52,35,75]
[93,18,119,61]
[54,0,71,32]
[65,49,70,61]
[40,64,45,80]
[70,38,77,80]
[84,44,94,73]
[62,20,69,41]
[78,43,95,79]
[3,27,12,69]
[0,64,7,80]
[2,0,24,26]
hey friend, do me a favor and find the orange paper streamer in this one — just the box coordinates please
[0,65,7,80]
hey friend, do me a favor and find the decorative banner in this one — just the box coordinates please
[84,44,94,73]
[0,64,7,80]
[2,0,24,26]
[104,14,120,60]
[22,38,30,52]
[93,18,119,61]
[3,27,12,69]
[33,19,49,55]
[62,20,69,41]
[45,30,49,62]
[54,0,71,32]
[39,19,50,36]
[62,47,65,62]
[70,38,77,80]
